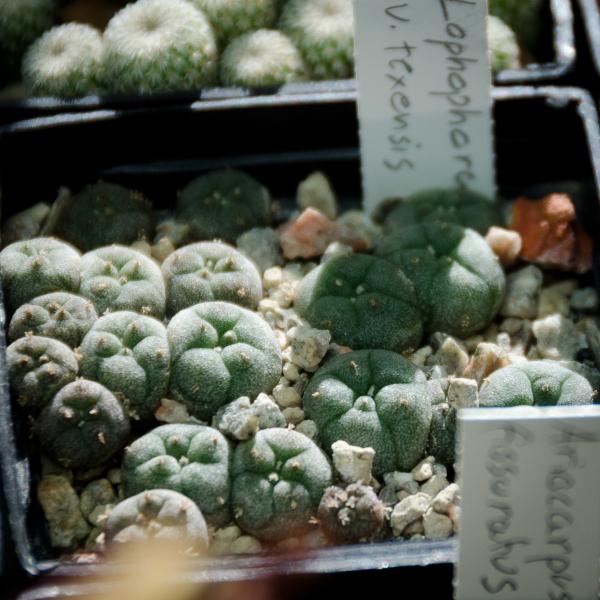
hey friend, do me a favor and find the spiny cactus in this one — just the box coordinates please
[295,253,423,352]
[303,350,432,475]
[38,379,130,469]
[161,241,263,316]
[220,29,307,87]
[79,311,170,421]
[376,222,506,338]
[79,245,166,318]
[0,237,81,315]
[167,301,282,420]
[105,489,209,551]
[22,23,102,98]
[279,0,354,80]
[46,182,154,251]
[8,292,97,348]
[479,361,595,408]
[176,169,272,244]
[7,335,78,410]
[122,424,232,525]
[102,0,218,95]
[232,428,332,541]
[190,0,278,48]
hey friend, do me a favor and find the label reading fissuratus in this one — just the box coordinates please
[353,0,496,214]
[456,406,600,600]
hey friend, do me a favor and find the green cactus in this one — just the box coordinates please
[488,0,543,48]
[22,23,102,98]
[46,182,154,251]
[220,29,307,87]
[279,0,354,80]
[38,379,130,469]
[303,350,432,476]
[0,0,56,79]
[382,189,501,236]
[190,0,278,48]
[0,238,81,315]
[487,15,521,73]
[167,301,282,420]
[479,361,595,408]
[295,253,423,353]
[162,241,263,316]
[105,489,209,551]
[7,335,78,410]
[121,424,231,525]
[8,292,97,348]
[79,245,166,319]
[231,428,332,541]
[102,0,218,95]
[79,311,170,421]
[176,170,272,243]
[376,222,506,338]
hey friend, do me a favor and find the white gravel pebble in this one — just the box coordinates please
[423,509,453,539]
[272,383,302,408]
[390,493,431,536]
[412,457,435,482]
[446,378,479,408]
[571,288,599,312]
[297,171,337,219]
[321,241,353,263]
[501,265,543,319]
[432,484,461,514]
[484,226,521,267]
[282,406,305,426]
[533,314,580,361]
[288,325,331,371]
[331,440,375,484]
[462,342,510,384]
[430,335,469,376]
[420,474,450,498]
[295,419,318,440]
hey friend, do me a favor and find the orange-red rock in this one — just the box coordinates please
[510,194,593,274]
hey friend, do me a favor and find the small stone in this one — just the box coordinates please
[420,474,450,498]
[295,419,318,440]
[151,237,175,263]
[38,475,90,549]
[282,361,301,382]
[154,398,194,424]
[211,524,242,555]
[501,265,543,319]
[571,288,599,312]
[335,210,381,250]
[297,171,337,219]
[423,509,453,539]
[272,383,302,408]
[87,504,113,527]
[462,342,510,384]
[263,266,283,290]
[130,240,152,257]
[533,314,579,361]
[446,378,479,409]
[485,226,522,267]
[288,325,331,371]
[432,483,461,515]
[80,479,116,519]
[402,518,424,537]
[107,469,121,485]
[409,346,433,368]
[538,283,575,318]
[390,493,431,536]
[412,457,435,482]
[279,208,338,260]
[430,335,469,376]
[382,471,419,495]
[433,463,448,477]
[321,241,353,264]
[230,535,263,554]
[331,440,375,484]
[282,406,305,426]
[448,504,461,531]
[237,228,283,274]
[213,397,259,440]
[253,393,287,429]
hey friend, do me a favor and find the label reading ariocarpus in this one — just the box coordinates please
[353,0,496,214]
[456,406,600,600]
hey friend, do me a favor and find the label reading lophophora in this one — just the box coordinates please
[456,406,600,600]
[353,0,496,214]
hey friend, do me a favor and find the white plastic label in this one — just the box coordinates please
[456,406,600,600]
[353,0,496,214]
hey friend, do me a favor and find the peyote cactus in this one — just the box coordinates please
[376,222,506,338]
[46,182,154,251]
[101,0,218,95]
[38,379,130,469]
[190,0,278,48]
[121,424,231,525]
[318,482,387,543]
[382,189,502,236]
[294,253,423,353]
[79,245,166,318]
[479,361,595,408]
[176,170,272,243]
[488,0,543,47]
[0,238,81,315]
[0,0,56,78]
[79,311,170,421]
[22,23,102,98]
[161,241,263,316]
[220,29,307,88]
[8,292,97,348]
[303,350,432,476]
[231,428,332,541]
[7,335,78,410]
[105,489,209,551]
[487,15,521,73]
[279,0,354,80]
[167,301,282,420]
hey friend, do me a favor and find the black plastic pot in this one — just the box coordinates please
[0,0,576,127]
[0,87,599,592]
